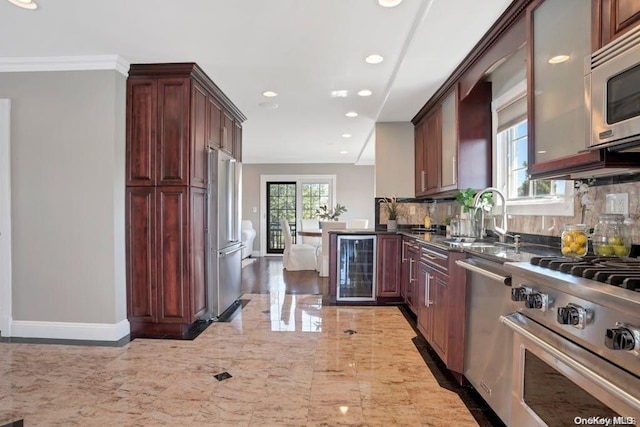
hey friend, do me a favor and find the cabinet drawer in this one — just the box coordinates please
[420,245,448,272]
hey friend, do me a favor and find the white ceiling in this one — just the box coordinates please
[0,0,512,164]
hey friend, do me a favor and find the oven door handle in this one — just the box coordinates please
[500,312,640,411]
[455,259,511,286]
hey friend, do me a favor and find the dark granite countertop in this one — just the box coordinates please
[328,228,561,263]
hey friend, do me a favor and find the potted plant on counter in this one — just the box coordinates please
[379,197,400,231]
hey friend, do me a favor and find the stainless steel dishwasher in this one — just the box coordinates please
[456,256,512,427]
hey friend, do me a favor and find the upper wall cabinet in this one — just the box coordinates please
[126,63,246,188]
[597,0,640,49]
[527,0,591,174]
[527,0,640,178]
[414,83,491,198]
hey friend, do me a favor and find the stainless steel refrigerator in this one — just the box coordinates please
[206,149,243,319]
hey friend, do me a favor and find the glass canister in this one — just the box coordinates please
[592,213,630,257]
[561,224,588,257]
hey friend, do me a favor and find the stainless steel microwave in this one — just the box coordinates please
[586,24,640,151]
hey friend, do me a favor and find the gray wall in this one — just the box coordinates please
[2,70,126,324]
[242,163,375,254]
[375,122,415,199]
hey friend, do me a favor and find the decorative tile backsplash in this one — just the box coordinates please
[377,180,640,243]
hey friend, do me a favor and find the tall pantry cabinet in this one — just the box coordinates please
[126,63,245,338]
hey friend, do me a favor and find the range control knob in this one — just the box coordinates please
[605,327,636,351]
[511,287,528,302]
[557,304,588,329]
[525,292,550,311]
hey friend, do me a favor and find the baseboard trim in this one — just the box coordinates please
[10,318,130,342]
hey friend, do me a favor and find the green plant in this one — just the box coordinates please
[379,197,401,220]
[316,203,348,221]
[455,188,476,213]
[455,188,493,213]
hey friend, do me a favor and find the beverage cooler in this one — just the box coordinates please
[336,235,376,301]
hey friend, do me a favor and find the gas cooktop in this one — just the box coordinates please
[530,256,640,291]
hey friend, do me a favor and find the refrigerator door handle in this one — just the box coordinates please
[219,245,245,257]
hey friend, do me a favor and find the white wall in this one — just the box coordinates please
[242,163,374,254]
[0,70,127,339]
[374,122,415,198]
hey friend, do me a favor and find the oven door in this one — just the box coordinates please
[501,312,640,426]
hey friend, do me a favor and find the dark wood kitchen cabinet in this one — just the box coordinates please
[403,240,420,314]
[126,63,245,338]
[415,243,467,382]
[414,108,440,197]
[376,234,401,298]
[596,0,640,48]
[413,83,491,197]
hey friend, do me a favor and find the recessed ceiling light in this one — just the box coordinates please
[365,54,384,64]
[258,102,279,110]
[340,150,348,154]
[537,150,547,154]
[8,0,37,9]
[548,55,570,64]
[378,0,402,7]
[331,90,348,98]
[262,91,278,97]
[342,133,352,138]
[357,89,372,97]
[345,112,358,118]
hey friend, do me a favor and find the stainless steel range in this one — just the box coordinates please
[501,256,640,426]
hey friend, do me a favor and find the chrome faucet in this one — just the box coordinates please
[473,187,508,242]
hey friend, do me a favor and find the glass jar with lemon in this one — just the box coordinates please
[561,224,588,257]
[592,214,630,257]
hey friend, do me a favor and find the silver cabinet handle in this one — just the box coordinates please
[452,156,457,185]
[425,273,433,307]
[421,170,426,192]
[409,258,415,283]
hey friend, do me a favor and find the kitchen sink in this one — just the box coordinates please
[443,239,497,248]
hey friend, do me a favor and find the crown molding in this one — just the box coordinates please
[0,55,130,76]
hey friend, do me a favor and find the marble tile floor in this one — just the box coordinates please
[0,259,496,426]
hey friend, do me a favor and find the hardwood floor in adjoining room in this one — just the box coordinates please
[0,257,497,426]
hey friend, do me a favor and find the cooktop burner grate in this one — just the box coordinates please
[529,256,640,290]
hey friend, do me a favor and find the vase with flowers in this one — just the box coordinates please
[379,197,401,230]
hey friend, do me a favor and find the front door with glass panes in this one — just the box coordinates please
[265,179,333,254]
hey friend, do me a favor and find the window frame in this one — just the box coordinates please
[491,81,573,217]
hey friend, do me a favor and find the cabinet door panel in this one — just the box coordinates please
[417,261,432,339]
[529,0,590,165]
[415,122,426,196]
[431,274,448,357]
[221,111,234,155]
[233,121,243,162]
[208,97,222,148]
[126,79,157,186]
[424,109,441,194]
[126,187,156,320]
[157,187,189,323]
[158,79,190,186]
[191,188,208,319]
[440,90,457,190]
[600,0,640,47]
[191,83,208,188]
[376,235,401,297]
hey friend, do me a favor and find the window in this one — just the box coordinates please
[492,82,573,216]
[300,182,330,219]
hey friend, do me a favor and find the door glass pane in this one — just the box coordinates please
[523,350,618,424]
[337,236,376,300]
[301,182,330,219]
[267,182,296,254]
